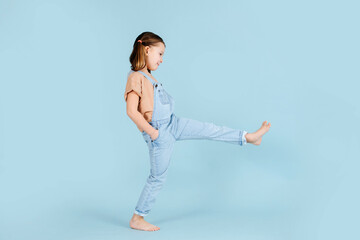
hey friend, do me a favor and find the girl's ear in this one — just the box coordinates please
[145,46,150,55]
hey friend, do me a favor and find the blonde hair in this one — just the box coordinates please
[129,31,166,74]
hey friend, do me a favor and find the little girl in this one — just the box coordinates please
[125,31,271,231]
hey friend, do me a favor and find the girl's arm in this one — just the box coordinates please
[126,90,157,138]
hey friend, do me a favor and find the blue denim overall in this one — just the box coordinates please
[130,70,248,217]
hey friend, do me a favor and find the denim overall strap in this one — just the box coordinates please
[136,70,175,124]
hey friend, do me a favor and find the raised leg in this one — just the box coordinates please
[172,116,248,146]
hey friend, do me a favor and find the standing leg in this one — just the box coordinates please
[134,127,175,216]
[130,129,175,231]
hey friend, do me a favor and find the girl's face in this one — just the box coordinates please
[144,43,165,71]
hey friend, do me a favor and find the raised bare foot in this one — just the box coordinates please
[129,214,160,231]
[245,121,271,146]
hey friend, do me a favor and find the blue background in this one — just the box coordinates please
[1,0,359,239]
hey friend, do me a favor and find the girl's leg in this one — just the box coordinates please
[134,128,175,217]
[171,115,248,146]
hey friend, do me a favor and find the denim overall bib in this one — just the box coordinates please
[130,70,248,217]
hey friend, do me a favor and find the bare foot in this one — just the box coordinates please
[245,121,271,146]
[129,213,160,231]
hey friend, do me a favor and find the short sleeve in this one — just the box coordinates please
[124,73,142,101]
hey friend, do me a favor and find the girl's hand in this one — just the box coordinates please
[150,130,159,141]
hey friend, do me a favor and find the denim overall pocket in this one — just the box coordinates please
[142,131,150,143]
[142,127,161,145]
[152,127,160,143]
[158,89,170,105]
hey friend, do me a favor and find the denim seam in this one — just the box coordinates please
[176,120,190,140]
[169,127,176,140]
[239,131,242,145]
[140,145,157,214]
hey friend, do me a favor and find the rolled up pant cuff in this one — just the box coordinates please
[134,210,148,217]
[241,131,248,145]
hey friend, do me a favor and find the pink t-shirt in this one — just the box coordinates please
[124,71,158,123]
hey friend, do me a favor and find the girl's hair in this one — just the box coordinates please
[129,31,166,74]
